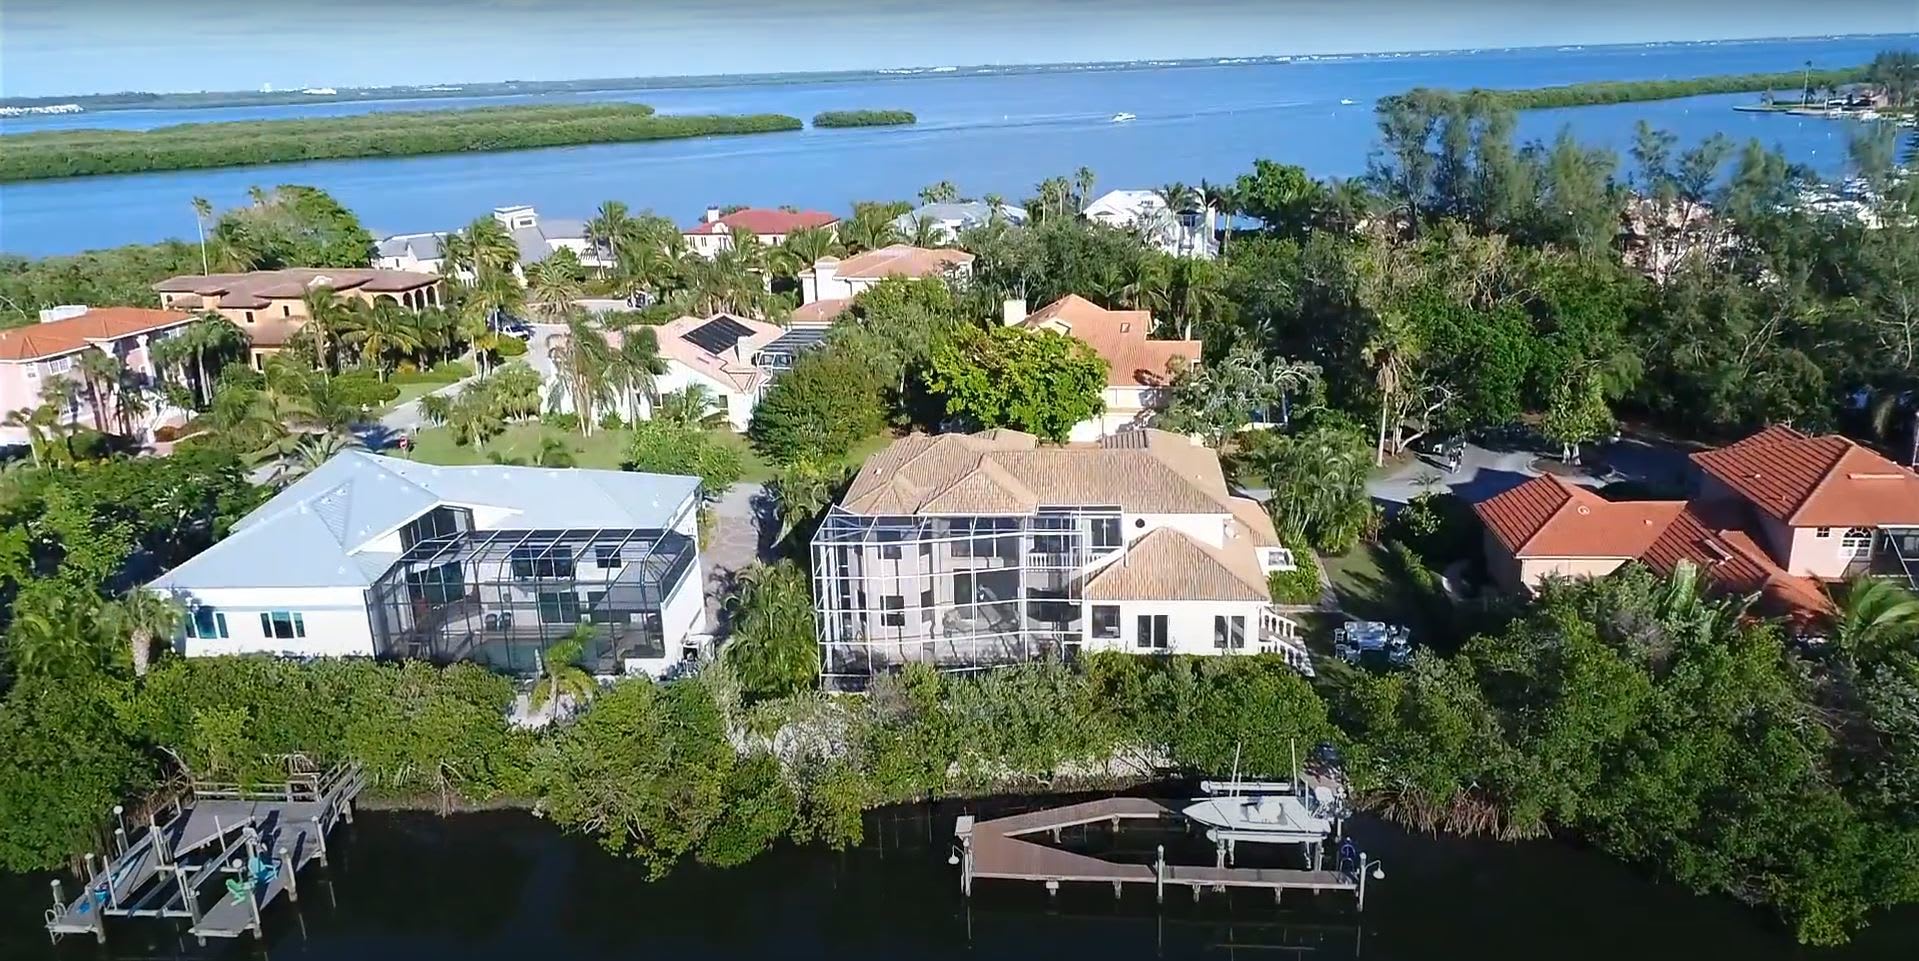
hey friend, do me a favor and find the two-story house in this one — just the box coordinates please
[798,244,974,311]
[0,306,196,444]
[147,451,709,677]
[1005,295,1201,442]
[682,207,840,259]
[153,268,443,369]
[810,428,1306,692]
[1475,425,1919,621]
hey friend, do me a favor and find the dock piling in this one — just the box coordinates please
[1154,845,1165,904]
[281,847,298,902]
[1356,850,1369,912]
[311,816,328,866]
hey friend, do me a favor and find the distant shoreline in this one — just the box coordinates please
[4,31,1913,114]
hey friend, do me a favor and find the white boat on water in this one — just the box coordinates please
[1340,98,1357,105]
[1110,112,1137,123]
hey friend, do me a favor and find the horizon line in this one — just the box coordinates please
[7,30,1913,104]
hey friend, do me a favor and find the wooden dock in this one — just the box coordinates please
[44,758,364,945]
[953,797,1376,909]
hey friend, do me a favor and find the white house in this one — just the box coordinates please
[373,205,608,279]
[682,207,841,259]
[889,201,1028,243]
[799,244,975,305]
[811,429,1306,692]
[146,452,709,678]
[646,313,788,431]
[1006,295,1201,442]
[1082,189,1217,259]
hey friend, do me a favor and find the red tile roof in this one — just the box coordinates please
[0,307,194,361]
[1472,475,1684,558]
[791,298,851,324]
[153,268,439,309]
[1692,426,1919,527]
[828,244,974,279]
[1639,501,1831,618]
[685,209,840,236]
[1019,295,1200,389]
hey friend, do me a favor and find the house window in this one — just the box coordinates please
[282,305,292,317]
[1815,527,1832,538]
[186,608,229,639]
[1091,517,1121,552]
[259,611,305,640]
[594,545,623,569]
[921,588,935,622]
[881,595,905,627]
[511,544,575,579]
[880,543,903,560]
[1842,527,1874,559]
[244,311,255,324]
[1214,615,1246,650]
[1136,613,1169,650]
[537,591,581,624]
[1092,605,1120,639]
[38,356,74,377]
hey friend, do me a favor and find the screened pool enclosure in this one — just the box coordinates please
[366,507,697,675]
[810,506,1123,691]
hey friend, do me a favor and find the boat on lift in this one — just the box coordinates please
[1181,742,1347,845]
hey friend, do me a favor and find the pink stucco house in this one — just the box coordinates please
[0,306,196,444]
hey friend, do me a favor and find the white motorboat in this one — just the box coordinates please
[1339,98,1357,105]
[1110,112,1137,123]
[1181,792,1334,845]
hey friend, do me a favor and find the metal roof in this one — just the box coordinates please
[149,452,699,592]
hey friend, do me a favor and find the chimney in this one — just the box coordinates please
[804,256,839,304]
[1002,298,1028,327]
[705,206,722,224]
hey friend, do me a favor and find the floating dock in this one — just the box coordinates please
[44,758,364,945]
[953,797,1376,909]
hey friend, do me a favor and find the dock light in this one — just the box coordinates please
[947,849,961,866]
[1371,866,1385,880]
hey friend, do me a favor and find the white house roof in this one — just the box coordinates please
[1082,190,1167,226]
[149,452,699,592]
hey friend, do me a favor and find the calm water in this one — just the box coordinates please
[3,801,1915,961]
[2,36,1913,257]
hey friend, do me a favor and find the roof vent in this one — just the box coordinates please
[1701,540,1731,563]
[1119,322,1131,333]
[1576,505,1590,515]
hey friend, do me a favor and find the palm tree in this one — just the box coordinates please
[609,327,669,423]
[610,238,678,306]
[446,381,506,448]
[776,226,839,276]
[301,285,356,375]
[74,349,123,433]
[1363,312,1422,466]
[546,312,618,435]
[2,403,62,467]
[768,456,849,545]
[653,385,728,430]
[530,625,599,720]
[918,181,959,205]
[272,431,364,487]
[585,199,635,269]
[109,590,183,678]
[906,216,943,248]
[1074,166,1098,209]
[418,391,454,427]
[524,257,585,321]
[457,215,520,278]
[177,313,247,406]
[1201,180,1239,257]
[1827,577,1919,664]
[1117,256,1169,313]
[839,208,901,253]
[190,196,214,275]
[6,587,116,679]
[458,269,524,375]
[339,300,423,379]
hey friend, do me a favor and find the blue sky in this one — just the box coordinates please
[3,0,1915,96]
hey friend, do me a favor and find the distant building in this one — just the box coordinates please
[374,205,607,279]
[889,201,1027,243]
[812,428,1306,692]
[154,268,443,369]
[146,451,708,676]
[799,243,974,304]
[1082,189,1216,259]
[1004,295,1200,442]
[0,306,197,444]
[1475,425,1919,625]
[683,207,840,259]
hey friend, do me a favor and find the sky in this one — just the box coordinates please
[3,0,1916,97]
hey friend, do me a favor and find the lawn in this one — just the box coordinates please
[407,423,635,469]
[1322,543,1413,623]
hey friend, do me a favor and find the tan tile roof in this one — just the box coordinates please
[825,244,974,280]
[0,307,194,361]
[1019,294,1200,389]
[1474,475,1684,558]
[651,313,786,393]
[841,428,1240,517]
[1692,426,1919,527]
[685,209,839,236]
[153,268,438,309]
[791,298,851,324]
[1084,527,1269,602]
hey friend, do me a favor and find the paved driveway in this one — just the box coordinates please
[700,482,775,634]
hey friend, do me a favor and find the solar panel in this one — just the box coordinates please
[684,316,756,355]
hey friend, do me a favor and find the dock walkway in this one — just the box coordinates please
[45,758,364,945]
[954,796,1373,909]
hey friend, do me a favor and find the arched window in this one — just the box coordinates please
[1841,527,1874,560]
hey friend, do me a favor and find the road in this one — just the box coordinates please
[367,323,562,447]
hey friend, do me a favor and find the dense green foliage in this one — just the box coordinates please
[0,105,805,181]
[623,420,744,502]
[923,325,1108,441]
[1386,65,1873,113]
[811,110,917,128]
[1265,530,1323,605]
[748,346,890,463]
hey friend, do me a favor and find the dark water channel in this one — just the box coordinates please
[5,799,1915,961]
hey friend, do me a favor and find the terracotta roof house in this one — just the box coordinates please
[0,306,196,444]
[153,268,443,368]
[683,206,840,259]
[1474,426,1919,622]
[812,428,1309,691]
[800,244,975,305]
[642,313,787,431]
[1006,295,1202,441]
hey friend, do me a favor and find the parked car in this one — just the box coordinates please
[497,319,533,340]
